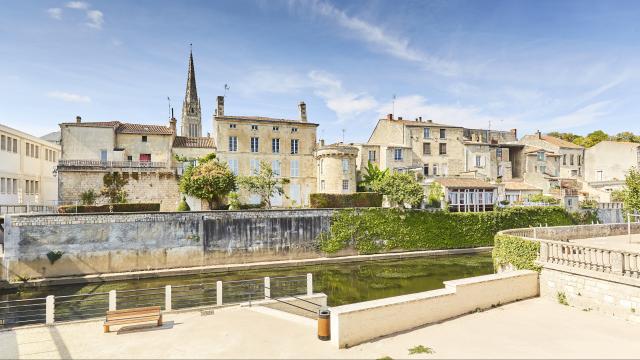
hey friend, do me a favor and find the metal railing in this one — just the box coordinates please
[0,273,314,329]
[58,160,168,169]
[0,204,56,215]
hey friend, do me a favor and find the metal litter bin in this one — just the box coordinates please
[317,308,330,341]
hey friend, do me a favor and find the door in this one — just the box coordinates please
[289,184,301,206]
[139,154,151,162]
[100,150,107,162]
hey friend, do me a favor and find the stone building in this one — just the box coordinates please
[0,123,60,207]
[583,141,640,202]
[519,132,584,178]
[315,142,358,194]
[212,97,319,207]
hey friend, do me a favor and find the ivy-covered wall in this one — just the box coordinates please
[492,234,541,272]
[320,207,575,254]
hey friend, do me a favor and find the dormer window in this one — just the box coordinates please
[251,125,258,131]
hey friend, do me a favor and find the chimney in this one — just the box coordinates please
[216,96,225,117]
[510,128,517,139]
[169,108,177,133]
[207,132,211,138]
[419,116,423,122]
[386,113,393,121]
[76,116,81,123]
[536,130,542,139]
[320,139,325,147]
[398,116,403,120]
[427,119,433,123]
[298,101,307,122]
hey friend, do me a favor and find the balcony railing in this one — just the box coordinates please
[58,160,168,169]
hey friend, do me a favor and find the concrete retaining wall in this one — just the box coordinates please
[329,270,539,348]
[1,209,333,281]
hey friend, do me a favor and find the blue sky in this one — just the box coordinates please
[1,0,639,143]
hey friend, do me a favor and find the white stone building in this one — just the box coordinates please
[0,124,60,207]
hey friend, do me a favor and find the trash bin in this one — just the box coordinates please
[317,308,330,341]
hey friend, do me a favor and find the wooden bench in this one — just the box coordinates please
[103,306,162,333]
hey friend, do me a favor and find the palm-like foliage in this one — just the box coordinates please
[359,162,388,190]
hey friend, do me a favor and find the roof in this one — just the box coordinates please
[588,140,640,149]
[435,178,497,189]
[216,115,319,126]
[60,121,173,135]
[387,118,462,128]
[502,182,542,191]
[540,135,583,149]
[40,131,61,143]
[523,145,559,156]
[173,136,216,148]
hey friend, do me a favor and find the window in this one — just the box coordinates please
[540,165,546,174]
[35,146,39,158]
[1,135,5,150]
[24,180,30,195]
[423,128,430,138]
[320,159,324,175]
[423,164,429,176]
[12,179,17,194]
[537,151,545,161]
[250,137,259,153]
[228,159,239,175]
[272,138,280,153]
[368,150,376,162]
[250,159,260,175]
[271,160,281,176]
[342,159,349,174]
[7,178,12,194]
[251,125,258,131]
[442,163,448,176]
[229,136,238,152]
[25,142,30,156]
[0,178,5,193]
[320,180,326,191]
[394,148,403,161]
[142,136,148,142]
[596,170,604,181]
[229,123,237,129]
[342,180,349,191]
[563,154,567,165]
[53,152,56,162]
[439,129,446,139]
[439,143,447,155]
[570,154,574,165]
[496,148,503,161]
[292,127,298,133]
[127,155,133,161]
[100,150,108,161]
[423,142,431,155]
[433,164,439,176]
[578,155,582,166]
[34,181,39,195]
[45,150,49,161]
[273,126,279,131]
[290,160,299,177]
[139,153,151,162]
[12,138,17,153]
[475,155,482,167]
[290,139,299,154]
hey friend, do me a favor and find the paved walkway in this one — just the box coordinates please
[1,298,640,359]
[570,233,640,252]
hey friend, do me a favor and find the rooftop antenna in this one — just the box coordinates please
[392,94,396,117]
[342,128,346,143]
[224,84,230,98]
[167,97,171,118]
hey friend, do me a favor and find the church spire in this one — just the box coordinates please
[181,45,202,137]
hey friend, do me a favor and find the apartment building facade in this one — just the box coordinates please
[0,124,60,206]
[212,97,318,207]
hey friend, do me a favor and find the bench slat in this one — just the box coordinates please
[107,309,159,318]
[105,315,160,326]
[107,306,160,316]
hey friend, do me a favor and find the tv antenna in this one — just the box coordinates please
[224,84,230,98]
[167,97,171,118]
[392,94,396,117]
[341,128,346,143]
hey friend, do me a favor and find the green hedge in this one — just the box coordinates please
[58,203,161,213]
[320,206,575,254]
[492,234,541,272]
[310,192,383,208]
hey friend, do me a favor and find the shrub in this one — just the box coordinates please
[177,197,191,212]
[527,193,560,204]
[320,206,576,254]
[46,250,64,265]
[492,234,541,272]
[58,203,160,213]
[228,192,241,210]
[310,192,383,208]
[80,189,98,205]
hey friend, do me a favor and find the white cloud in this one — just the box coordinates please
[546,101,613,130]
[86,10,104,29]
[47,8,63,20]
[308,70,378,120]
[47,91,91,103]
[377,94,521,130]
[66,1,89,10]
[297,0,459,76]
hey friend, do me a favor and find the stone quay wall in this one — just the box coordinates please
[1,209,333,281]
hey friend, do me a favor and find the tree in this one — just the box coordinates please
[371,172,424,209]
[547,132,581,143]
[623,167,640,214]
[177,196,190,211]
[179,156,236,210]
[80,189,97,205]
[427,182,444,208]
[237,161,290,209]
[358,162,389,191]
[611,189,626,203]
[101,172,128,203]
[613,131,640,143]
[572,130,609,148]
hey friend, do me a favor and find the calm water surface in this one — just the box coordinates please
[1,253,493,306]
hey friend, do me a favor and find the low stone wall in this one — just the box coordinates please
[1,209,333,281]
[540,265,640,322]
[329,270,539,348]
[533,223,640,241]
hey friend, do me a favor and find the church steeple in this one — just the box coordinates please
[181,45,202,137]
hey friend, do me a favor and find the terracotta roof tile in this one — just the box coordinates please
[117,123,173,135]
[435,178,497,189]
[540,135,583,149]
[173,136,216,148]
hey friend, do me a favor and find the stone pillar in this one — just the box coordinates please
[612,252,624,275]
[307,273,313,296]
[216,281,223,306]
[108,290,117,311]
[264,277,271,300]
[45,295,55,325]
[539,242,549,262]
[165,285,172,311]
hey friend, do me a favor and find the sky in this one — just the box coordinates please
[1,0,640,143]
